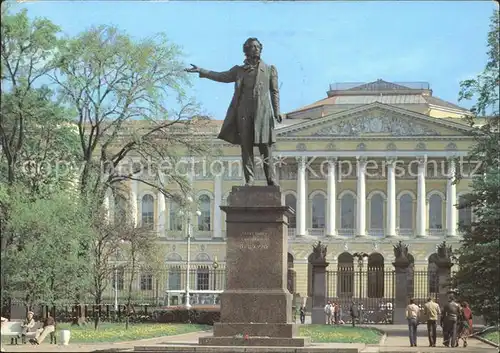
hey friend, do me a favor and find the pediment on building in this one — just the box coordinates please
[277,102,472,138]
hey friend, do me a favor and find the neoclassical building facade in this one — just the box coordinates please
[107,80,478,304]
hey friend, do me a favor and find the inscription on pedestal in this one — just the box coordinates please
[239,232,270,250]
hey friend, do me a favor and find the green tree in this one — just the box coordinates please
[0,184,94,313]
[50,25,211,328]
[51,25,210,207]
[453,9,500,325]
[0,6,75,189]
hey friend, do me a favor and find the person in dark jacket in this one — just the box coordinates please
[350,301,359,327]
[299,305,306,324]
[441,295,461,347]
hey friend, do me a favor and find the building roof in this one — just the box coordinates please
[288,79,469,116]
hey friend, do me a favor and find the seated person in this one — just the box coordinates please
[20,311,36,341]
[30,314,55,345]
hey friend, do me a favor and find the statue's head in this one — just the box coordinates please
[243,37,263,58]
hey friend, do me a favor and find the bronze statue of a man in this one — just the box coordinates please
[186,38,283,186]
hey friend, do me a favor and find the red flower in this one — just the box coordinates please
[244,334,249,340]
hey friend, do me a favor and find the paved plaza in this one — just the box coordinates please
[1,323,497,353]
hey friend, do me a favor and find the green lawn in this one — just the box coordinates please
[2,323,380,345]
[299,325,382,344]
[482,330,500,344]
[2,323,211,344]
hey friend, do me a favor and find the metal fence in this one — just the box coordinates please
[5,267,456,322]
[326,269,395,324]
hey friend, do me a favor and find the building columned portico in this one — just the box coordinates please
[105,80,478,303]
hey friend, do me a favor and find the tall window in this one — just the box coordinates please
[112,266,124,290]
[337,252,354,296]
[458,195,472,227]
[169,200,182,231]
[285,194,297,228]
[168,267,181,290]
[311,194,326,228]
[141,195,154,228]
[198,195,211,231]
[196,267,209,290]
[367,253,384,298]
[429,194,443,229]
[340,193,356,229]
[140,273,153,291]
[370,194,384,229]
[399,194,413,229]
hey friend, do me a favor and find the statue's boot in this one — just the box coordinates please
[263,160,278,186]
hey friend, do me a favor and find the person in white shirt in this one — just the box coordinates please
[324,301,333,324]
[406,298,421,347]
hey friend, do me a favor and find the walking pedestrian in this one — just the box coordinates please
[423,297,441,347]
[299,305,306,324]
[441,295,461,348]
[349,301,359,327]
[406,298,420,347]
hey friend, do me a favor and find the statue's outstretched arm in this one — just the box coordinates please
[199,66,239,83]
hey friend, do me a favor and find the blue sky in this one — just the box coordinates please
[17,1,496,119]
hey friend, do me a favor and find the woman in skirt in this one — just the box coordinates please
[457,302,473,348]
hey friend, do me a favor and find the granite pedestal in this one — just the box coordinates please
[199,186,309,347]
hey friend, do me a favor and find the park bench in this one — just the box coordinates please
[1,321,56,345]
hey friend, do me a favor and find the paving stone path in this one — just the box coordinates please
[2,324,497,353]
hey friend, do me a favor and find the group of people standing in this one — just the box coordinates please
[406,296,473,348]
[323,301,347,325]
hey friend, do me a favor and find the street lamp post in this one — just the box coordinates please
[114,239,125,313]
[212,257,219,305]
[179,196,201,310]
[353,252,368,324]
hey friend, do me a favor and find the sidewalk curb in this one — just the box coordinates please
[378,333,387,346]
[473,335,499,349]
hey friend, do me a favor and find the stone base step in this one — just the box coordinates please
[199,336,310,347]
[134,345,359,353]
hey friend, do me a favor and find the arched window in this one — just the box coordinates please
[168,266,181,290]
[337,252,354,296]
[429,194,443,229]
[141,194,154,228]
[367,253,384,298]
[370,194,384,230]
[198,195,211,231]
[428,254,439,294]
[311,194,326,228]
[399,194,413,229]
[169,200,182,231]
[285,194,297,228]
[340,193,356,229]
[458,195,472,227]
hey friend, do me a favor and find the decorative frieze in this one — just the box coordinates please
[313,116,441,136]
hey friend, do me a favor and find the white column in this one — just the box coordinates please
[130,179,138,227]
[326,158,337,237]
[446,159,457,237]
[157,192,166,236]
[356,157,367,237]
[213,172,223,238]
[296,157,307,236]
[386,158,397,237]
[416,157,427,237]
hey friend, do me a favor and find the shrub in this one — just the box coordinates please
[152,305,220,325]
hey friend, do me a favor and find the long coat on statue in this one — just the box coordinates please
[199,61,280,146]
